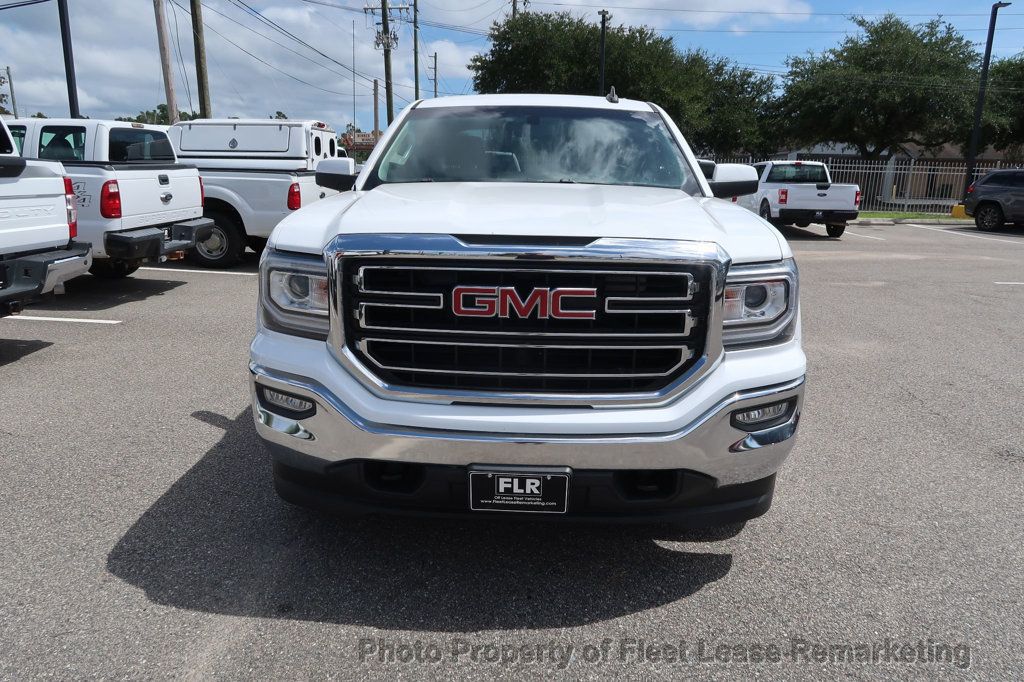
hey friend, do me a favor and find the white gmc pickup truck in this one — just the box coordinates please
[1,118,90,317]
[250,94,806,527]
[10,118,212,278]
[738,160,860,238]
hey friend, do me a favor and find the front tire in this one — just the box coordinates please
[188,210,245,268]
[974,204,1003,231]
[826,224,846,238]
[89,258,141,279]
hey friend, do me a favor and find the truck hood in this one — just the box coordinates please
[270,182,787,263]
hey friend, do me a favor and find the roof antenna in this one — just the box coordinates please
[606,86,618,103]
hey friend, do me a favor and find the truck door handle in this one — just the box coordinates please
[160,192,173,203]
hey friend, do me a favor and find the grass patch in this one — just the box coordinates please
[859,211,963,220]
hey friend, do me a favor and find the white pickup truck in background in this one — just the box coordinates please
[9,118,212,278]
[166,119,341,267]
[0,118,90,316]
[738,160,860,238]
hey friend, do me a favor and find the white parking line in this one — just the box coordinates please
[139,267,257,277]
[994,282,1024,285]
[901,223,1024,246]
[844,229,886,241]
[9,315,122,325]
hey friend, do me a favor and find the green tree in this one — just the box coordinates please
[115,104,198,125]
[29,111,47,118]
[469,12,777,156]
[272,111,288,119]
[986,56,1024,160]
[780,15,979,158]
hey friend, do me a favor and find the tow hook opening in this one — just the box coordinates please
[363,461,425,494]
[613,470,679,501]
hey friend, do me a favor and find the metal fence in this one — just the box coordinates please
[712,156,1014,214]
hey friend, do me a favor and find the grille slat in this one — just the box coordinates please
[340,259,711,394]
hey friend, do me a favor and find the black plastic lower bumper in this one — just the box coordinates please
[269,447,776,526]
[0,242,91,316]
[104,218,214,261]
[778,209,858,224]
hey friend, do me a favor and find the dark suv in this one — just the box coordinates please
[963,169,1024,231]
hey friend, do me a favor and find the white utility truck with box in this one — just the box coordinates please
[0,118,90,316]
[166,119,341,267]
[737,160,860,238]
[249,94,806,528]
[9,118,212,278]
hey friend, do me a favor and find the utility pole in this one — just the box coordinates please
[352,20,357,131]
[189,0,211,118]
[4,66,16,118]
[373,79,380,136]
[429,52,438,98]
[598,9,610,96]
[512,0,517,18]
[964,1,1011,197]
[56,0,81,118]
[153,0,179,124]
[380,0,394,124]
[413,0,420,99]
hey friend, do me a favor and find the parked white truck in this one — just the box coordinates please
[1,118,90,317]
[9,118,212,277]
[737,160,860,238]
[166,119,340,267]
[249,94,805,527]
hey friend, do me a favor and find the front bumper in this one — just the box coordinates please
[104,218,214,261]
[778,209,858,224]
[0,242,92,314]
[249,360,804,486]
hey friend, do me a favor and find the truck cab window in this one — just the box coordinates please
[39,126,87,161]
[108,128,175,162]
[328,137,336,157]
[314,136,323,158]
[2,125,19,154]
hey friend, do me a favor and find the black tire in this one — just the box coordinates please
[826,224,846,238]
[188,209,245,268]
[974,203,1004,231]
[795,221,810,228]
[89,258,141,279]
[247,237,268,255]
[758,200,773,223]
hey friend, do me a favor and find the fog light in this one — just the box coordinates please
[260,387,315,417]
[733,400,791,429]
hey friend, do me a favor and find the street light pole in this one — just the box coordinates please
[964,1,1011,197]
[598,9,609,96]
[56,0,80,118]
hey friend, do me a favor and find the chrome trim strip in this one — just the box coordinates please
[325,234,730,407]
[250,361,804,445]
[729,410,800,453]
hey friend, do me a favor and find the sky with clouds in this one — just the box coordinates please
[1,0,1022,134]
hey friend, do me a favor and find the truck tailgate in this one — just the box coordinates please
[0,160,70,256]
[115,165,203,230]
[782,184,858,211]
[297,173,336,206]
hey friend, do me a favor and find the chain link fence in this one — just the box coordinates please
[712,156,1015,214]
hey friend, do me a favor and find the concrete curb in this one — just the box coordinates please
[851,218,974,226]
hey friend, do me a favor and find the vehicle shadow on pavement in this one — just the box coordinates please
[29,274,186,313]
[106,408,734,632]
[775,226,834,241]
[0,339,53,367]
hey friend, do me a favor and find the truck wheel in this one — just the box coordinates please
[758,201,773,223]
[189,210,245,268]
[795,221,810,228]
[89,258,141,279]
[974,204,1003,231]
[826,224,846,238]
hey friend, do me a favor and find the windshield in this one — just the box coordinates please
[108,128,175,162]
[365,106,700,193]
[765,164,829,184]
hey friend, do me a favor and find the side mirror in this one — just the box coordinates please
[697,159,716,180]
[709,163,759,198]
[316,158,358,192]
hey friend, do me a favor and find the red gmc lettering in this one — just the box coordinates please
[452,286,597,320]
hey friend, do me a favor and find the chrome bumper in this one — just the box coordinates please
[249,364,804,485]
[41,247,92,294]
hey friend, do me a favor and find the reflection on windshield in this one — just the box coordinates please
[367,106,699,193]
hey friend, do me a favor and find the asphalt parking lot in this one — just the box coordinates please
[1,222,1022,678]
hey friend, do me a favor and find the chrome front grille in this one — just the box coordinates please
[326,234,729,404]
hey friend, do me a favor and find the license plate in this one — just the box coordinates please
[162,226,171,241]
[469,466,570,514]
[813,211,823,219]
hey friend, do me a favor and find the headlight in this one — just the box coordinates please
[722,258,798,348]
[261,249,330,340]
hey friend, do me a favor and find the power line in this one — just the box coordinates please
[168,0,196,115]
[528,2,1024,18]
[0,0,51,10]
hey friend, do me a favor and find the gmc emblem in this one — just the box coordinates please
[452,286,597,320]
